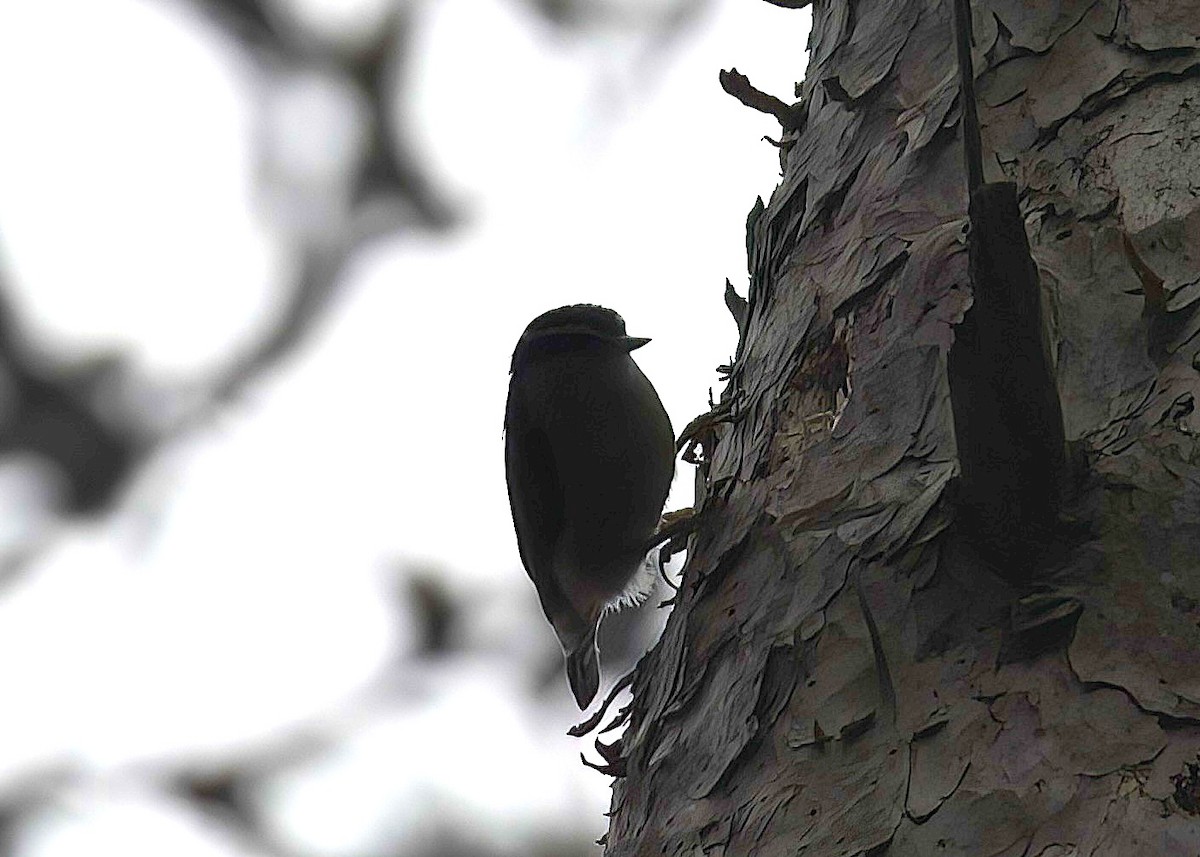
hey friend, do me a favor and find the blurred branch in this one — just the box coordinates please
[196,0,454,405]
[0,0,458,546]
[195,0,284,46]
[0,277,141,515]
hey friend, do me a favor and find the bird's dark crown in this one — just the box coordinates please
[524,304,627,339]
[511,305,631,371]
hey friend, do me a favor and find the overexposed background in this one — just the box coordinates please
[0,0,810,853]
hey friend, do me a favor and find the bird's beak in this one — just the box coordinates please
[623,336,651,351]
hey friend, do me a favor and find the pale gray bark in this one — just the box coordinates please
[604,1,1200,854]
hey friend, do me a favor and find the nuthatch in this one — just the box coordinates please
[505,305,675,709]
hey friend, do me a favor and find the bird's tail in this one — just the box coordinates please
[566,627,600,709]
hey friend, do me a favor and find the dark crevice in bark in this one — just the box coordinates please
[1084,61,1200,118]
[1118,231,1200,361]
[1078,196,1120,222]
[1035,60,1200,149]
[947,182,1069,578]
[997,590,1084,664]
[815,156,866,230]
[834,250,909,319]
[767,180,810,279]
[706,641,804,796]
[1071,672,1200,727]
[853,563,898,725]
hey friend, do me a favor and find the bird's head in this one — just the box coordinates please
[510,304,650,373]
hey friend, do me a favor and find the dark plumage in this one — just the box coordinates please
[505,305,674,708]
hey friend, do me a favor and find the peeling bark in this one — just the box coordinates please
[604,1,1200,854]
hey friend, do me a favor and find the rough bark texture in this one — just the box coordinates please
[605,1,1200,854]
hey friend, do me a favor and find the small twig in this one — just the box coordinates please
[677,400,736,463]
[719,68,806,132]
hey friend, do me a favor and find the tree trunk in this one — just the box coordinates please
[604,1,1200,854]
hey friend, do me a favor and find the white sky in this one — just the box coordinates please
[0,0,811,853]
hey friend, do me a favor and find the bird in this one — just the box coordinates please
[505,305,675,709]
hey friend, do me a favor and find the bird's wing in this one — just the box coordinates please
[505,387,573,624]
[506,421,562,582]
